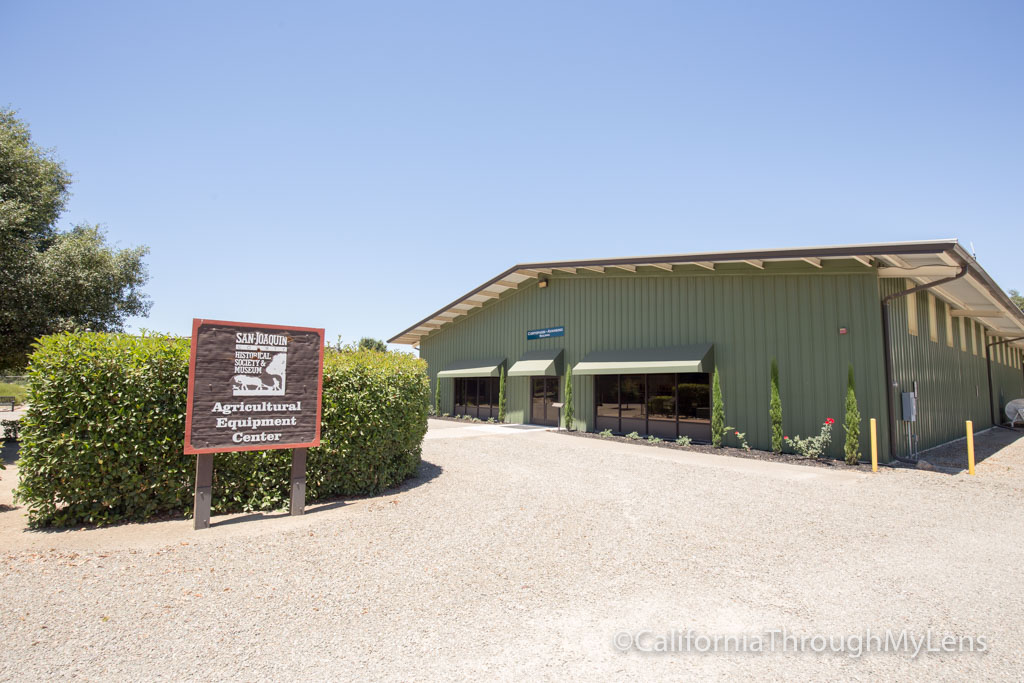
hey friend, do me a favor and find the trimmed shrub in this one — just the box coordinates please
[563,364,574,430]
[843,365,861,464]
[434,376,441,416]
[498,367,506,423]
[2,418,20,442]
[770,359,783,453]
[15,332,428,527]
[711,367,725,447]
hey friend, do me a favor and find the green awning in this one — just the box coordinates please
[507,349,564,377]
[572,344,714,375]
[436,358,505,378]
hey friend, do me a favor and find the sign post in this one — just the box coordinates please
[185,319,325,530]
[193,453,214,530]
[290,447,307,515]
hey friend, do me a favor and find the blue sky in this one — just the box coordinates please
[4,1,1022,346]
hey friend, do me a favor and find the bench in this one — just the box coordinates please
[0,396,15,411]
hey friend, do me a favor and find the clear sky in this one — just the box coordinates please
[4,1,1022,347]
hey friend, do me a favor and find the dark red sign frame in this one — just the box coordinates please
[184,318,325,454]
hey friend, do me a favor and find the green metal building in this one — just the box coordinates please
[390,240,1024,462]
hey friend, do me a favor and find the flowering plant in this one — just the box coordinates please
[786,418,834,458]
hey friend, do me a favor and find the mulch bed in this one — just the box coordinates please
[430,415,501,425]
[556,429,872,470]
[429,415,873,470]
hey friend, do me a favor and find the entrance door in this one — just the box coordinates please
[531,376,559,426]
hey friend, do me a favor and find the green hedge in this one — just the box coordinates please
[15,332,428,527]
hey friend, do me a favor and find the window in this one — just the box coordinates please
[906,281,918,336]
[595,375,620,434]
[453,377,500,420]
[945,302,954,348]
[959,316,967,352]
[928,293,938,343]
[593,373,711,441]
[646,374,677,440]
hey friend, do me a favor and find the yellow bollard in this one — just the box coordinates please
[870,418,878,472]
[966,420,975,476]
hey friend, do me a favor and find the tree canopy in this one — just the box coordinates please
[1,108,151,370]
[357,337,388,353]
[1009,289,1024,312]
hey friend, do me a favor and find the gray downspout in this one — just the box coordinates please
[986,336,1024,427]
[880,263,968,462]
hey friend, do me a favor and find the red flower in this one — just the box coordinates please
[825,418,835,425]
[784,436,789,440]
[734,431,739,435]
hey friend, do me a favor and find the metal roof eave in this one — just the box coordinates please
[389,240,1024,345]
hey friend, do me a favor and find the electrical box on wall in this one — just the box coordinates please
[902,392,917,422]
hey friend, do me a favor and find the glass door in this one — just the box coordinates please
[531,376,559,426]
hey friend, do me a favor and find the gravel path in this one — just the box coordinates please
[2,419,1024,680]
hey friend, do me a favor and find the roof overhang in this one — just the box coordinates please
[390,240,1024,349]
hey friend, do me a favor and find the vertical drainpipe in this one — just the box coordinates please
[986,336,1024,427]
[880,263,968,461]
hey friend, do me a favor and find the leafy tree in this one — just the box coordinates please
[1010,289,1024,312]
[843,365,861,464]
[497,367,507,423]
[1,109,150,370]
[357,337,387,352]
[711,367,725,447]
[563,365,574,430]
[770,359,783,453]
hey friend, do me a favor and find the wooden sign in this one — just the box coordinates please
[185,319,325,454]
[185,319,325,530]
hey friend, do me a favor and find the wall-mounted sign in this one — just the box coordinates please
[527,326,565,340]
[185,319,325,454]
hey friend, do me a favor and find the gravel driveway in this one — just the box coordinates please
[3,419,1024,680]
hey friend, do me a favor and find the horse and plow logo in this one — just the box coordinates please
[232,331,289,396]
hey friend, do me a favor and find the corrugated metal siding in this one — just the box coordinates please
[420,261,889,460]
[991,335,1024,424]
[879,279,1024,458]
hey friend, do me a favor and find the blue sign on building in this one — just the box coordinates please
[527,326,565,340]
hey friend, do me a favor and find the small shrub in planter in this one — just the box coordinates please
[647,435,662,444]
[625,431,641,440]
[599,429,613,438]
[675,435,692,446]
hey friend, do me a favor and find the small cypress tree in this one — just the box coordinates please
[844,365,861,464]
[498,367,507,423]
[770,359,783,453]
[563,365,574,430]
[434,376,440,415]
[711,367,725,447]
